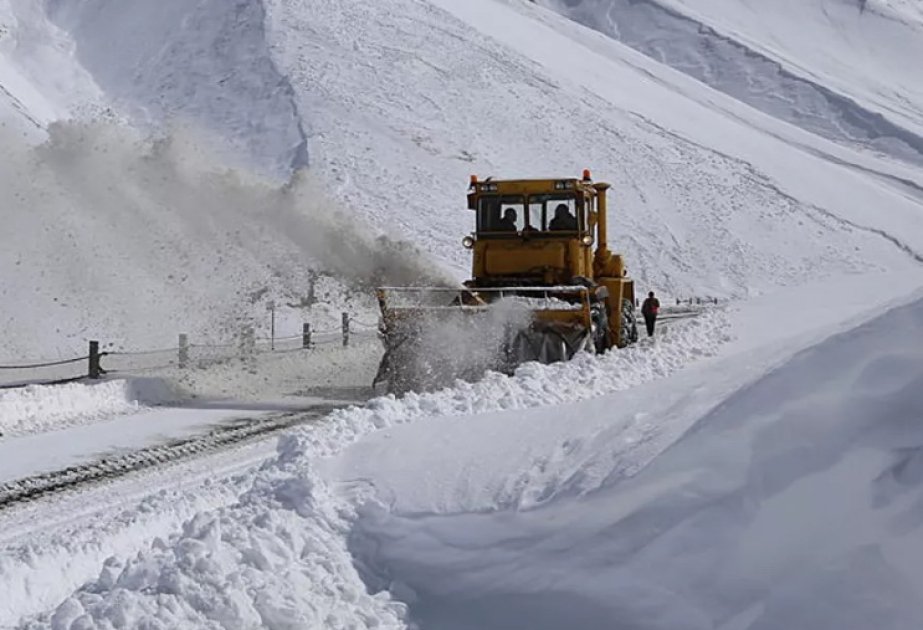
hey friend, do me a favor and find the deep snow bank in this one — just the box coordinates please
[12,312,725,628]
[327,271,923,516]
[347,293,923,630]
[10,275,923,629]
[0,378,177,437]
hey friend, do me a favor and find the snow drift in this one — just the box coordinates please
[346,294,923,630]
[0,378,176,437]
[10,312,725,628]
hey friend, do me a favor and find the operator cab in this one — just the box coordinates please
[468,176,595,240]
[463,172,612,288]
[476,194,585,237]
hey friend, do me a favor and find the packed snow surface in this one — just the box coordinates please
[0,405,257,484]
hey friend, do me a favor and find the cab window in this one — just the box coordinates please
[477,195,526,233]
[528,195,580,232]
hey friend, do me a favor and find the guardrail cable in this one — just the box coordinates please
[0,355,89,370]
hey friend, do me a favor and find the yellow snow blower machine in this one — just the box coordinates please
[374,170,638,393]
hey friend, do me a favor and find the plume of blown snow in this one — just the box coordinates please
[0,121,453,358]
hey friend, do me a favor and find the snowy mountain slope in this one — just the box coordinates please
[880,0,923,24]
[45,0,308,177]
[2,0,922,361]
[266,0,923,282]
[0,0,107,135]
[421,0,923,266]
[653,0,923,131]
[539,0,923,166]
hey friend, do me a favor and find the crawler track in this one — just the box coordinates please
[0,406,340,510]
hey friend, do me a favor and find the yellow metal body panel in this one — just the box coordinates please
[474,239,595,284]
[598,277,635,347]
[460,173,637,351]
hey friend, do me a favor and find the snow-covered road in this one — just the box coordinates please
[0,406,259,484]
[2,270,920,629]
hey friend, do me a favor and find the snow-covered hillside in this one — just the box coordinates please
[2,0,923,360]
[0,0,107,135]
[539,0,923,165]
[45,0,309,175]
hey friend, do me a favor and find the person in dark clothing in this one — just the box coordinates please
[497,207,518,231]
[641,291,660,337]
[548,204,578,231]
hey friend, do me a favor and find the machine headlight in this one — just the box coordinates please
[462,235,475,249]
[581,235,594,246]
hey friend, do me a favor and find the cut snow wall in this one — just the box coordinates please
[45,0,308,178]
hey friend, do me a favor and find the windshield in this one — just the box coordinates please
[530,195,579,232]
[477,195,527,232]
[477,194,580,234]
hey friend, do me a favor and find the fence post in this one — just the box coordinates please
[268,300,275,352]
[178,334,189,369]
[240,326,256,374]
[303,323,312,349]
[342,312,350,348]
[88,340,101,379]
[307,273,317,306]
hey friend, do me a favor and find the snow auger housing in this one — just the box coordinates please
[375,170,638,393]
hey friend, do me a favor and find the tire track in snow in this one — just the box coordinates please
[0,405,340,510]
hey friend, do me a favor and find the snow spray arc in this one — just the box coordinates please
[0,121,452,355]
